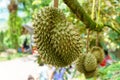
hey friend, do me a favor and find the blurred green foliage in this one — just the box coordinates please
[8,12,22,49]
[0,31,4,51]
[99,62,120,80]
[18,0,51,23]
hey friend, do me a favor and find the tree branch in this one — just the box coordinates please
[104,24,120,34]
[63,0,103,31]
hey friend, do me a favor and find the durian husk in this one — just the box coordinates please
[33,7,82,67]
[84,53,97,72]
[76,54,86,73]
[37,56,44,66]
[91,46,104,64]
[76,53,97,78]
[84,69,97,78]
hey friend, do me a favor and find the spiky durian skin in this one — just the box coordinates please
[33,7,82,67]
[91,46,104,64]
[84,69,97,78]
[76,53,97,78]
[84,53,97,72]
[76,54,86,73]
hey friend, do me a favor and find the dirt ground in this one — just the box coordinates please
[0,55,40,80]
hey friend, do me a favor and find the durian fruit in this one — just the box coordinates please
[76,54,86,73]
[84,69,97,78]
[84,53,97,72]
[33,7,82,67]
[91,46,104,64]
[37,56,44,66]
[76,53,97,78]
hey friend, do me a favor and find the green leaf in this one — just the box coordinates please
[32,0,41,5]
[115,8,120,12]
[109,31,118,41]
[115,16,120,24]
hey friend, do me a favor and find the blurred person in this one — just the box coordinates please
[100,50,113,67]
[39,64,51,80]
[18,37,30,53]
[18,27,30,53]
[22,38,30,52]
[49,67,66,80]
[65,65,77,80]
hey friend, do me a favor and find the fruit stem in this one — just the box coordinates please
[86,29,90,53]
[54,0,58,8]
[96,32,99,47]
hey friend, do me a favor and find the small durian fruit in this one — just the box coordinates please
[33,7,82,67]
[84,69,97,78]
[76,53,97,78]
[91,46,104,64]
[84,53,97,72]
[76,54,86,73]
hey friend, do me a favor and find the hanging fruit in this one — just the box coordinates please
[76,53,97,78]
[33,7,82,67]
[91,46,104,64]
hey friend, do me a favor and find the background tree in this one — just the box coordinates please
[7,0,22,49]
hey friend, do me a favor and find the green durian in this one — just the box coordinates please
[84,53,97,72]
[37,56,44,66]
[33,7,82,67]
[91,46,104,64]
[76,54,86,73]
[84,69,97,78]
[76,53,97,78]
